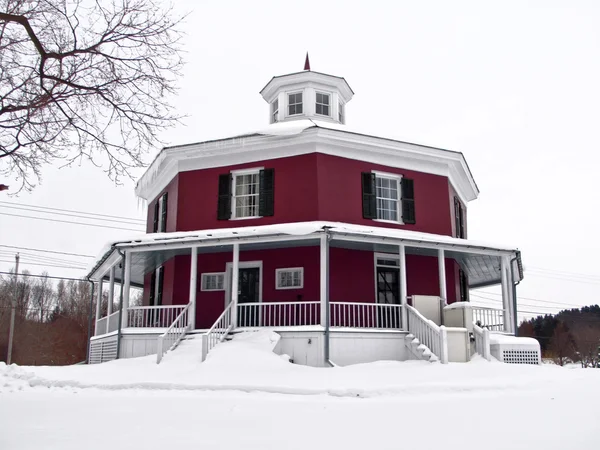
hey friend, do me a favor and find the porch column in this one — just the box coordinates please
[437,249,447,302]
[500,256,512,333]
[231,243,240,328]
[95,279,103,332]
[505,256,516,334]
[399,244,408,329]
[188,246,198,329]
[121,251,132,329]
[107,266,115,317]
[319,233,329,327]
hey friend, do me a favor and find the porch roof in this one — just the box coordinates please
[87,221,523,288]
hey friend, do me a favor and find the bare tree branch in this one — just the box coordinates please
[0,0,185,192]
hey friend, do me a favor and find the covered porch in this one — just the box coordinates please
[87,221,523,365]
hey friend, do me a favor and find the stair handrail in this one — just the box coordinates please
[203,301,235,360]
[156,303,191,364]
[473,323,491,361]
[406,304,448,364]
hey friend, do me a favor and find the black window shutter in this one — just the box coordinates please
[454,197,464,238]
[156,267,164,306]
[160,192,168,232]
[361,172,377,219]
[153,200,159,232]
[149,272,156,306]
[401,178,416,224]
[217,174,232,220]
[259,168,275,217]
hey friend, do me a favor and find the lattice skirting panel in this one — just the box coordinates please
[89,335,118,364]
[490,339,541,365]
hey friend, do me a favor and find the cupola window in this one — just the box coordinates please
[338,102,344,123]
[315,92,330,116]
[288,92,303,116]
[271,99,279,123]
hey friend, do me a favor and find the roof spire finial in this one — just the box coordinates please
[304,52,310,71]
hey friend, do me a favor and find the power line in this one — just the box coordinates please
[0,245,94,258]
[472,290,586,307]
[470,292,576,309]
[0,201,145,223]
[0,212,143,232]
[525,272,600,285]
[526,266,600,281]
[0,271,89,282]
[0,259,86,270]
[0,204,146,226]
[0,251,89,266]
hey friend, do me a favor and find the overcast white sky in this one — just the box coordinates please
[1,0,599,319]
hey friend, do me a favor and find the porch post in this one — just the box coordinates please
[437,249,447,302]
[188,246,198,329]
[505,256,516,334]
[399,244,408,330]
[319,233,329,327]
[107,266,115,317]
[231,243,240,328]
[95,279,103,332]
[121,251,132,329]
[500,256,511,333]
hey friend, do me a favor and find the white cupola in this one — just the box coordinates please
[259,54,354,125]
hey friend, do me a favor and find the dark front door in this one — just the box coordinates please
[376,267,401,328]
[238,267,260,327]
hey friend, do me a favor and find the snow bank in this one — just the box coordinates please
[0,330,592,399]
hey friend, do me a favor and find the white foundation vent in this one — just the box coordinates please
[490,334,541,365]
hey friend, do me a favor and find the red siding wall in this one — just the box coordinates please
[316,154,453,235]
[142,247,461,329]
[175,154,320,232]
[148,153,457,237]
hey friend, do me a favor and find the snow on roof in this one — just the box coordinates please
[87,221,520,277]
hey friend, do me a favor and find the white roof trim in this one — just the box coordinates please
[135,120,479,205]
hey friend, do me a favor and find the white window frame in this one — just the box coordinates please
[201,272,225,291]
[338,102,345,124]
[275,267,304,290]
[373,171,404,224]
[271,99,279,124]
[157,193,167,232]
[373,253,400,304]
[315,91,331,117]
[287,91,304,117]
[230,167,263,220]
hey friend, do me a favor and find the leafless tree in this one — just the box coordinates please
[571,322,600,368]
[0,0,184,191]
[29,271,54,322]
[548,321,574,366]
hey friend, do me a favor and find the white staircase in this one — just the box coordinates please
[404,333,439,362]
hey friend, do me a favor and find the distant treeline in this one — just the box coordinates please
[518,305,600,367]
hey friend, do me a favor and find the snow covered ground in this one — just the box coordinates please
[1,331,599,449]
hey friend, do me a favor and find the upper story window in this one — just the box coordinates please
[233,170,260,219]
[315,92,330,116]
[153,192,168,232]
[217,168,275,220]
[271,99,279,123]
[338,102,344,123]
[288,92,303,116]
[361,172,415,224]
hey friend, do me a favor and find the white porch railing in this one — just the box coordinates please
[330,302,403,329]
[95,310,121,336]
[127,305,187,328]
[473,323,491,361]
[472,306,504,331]
[205,301,235,357]
[237,301,321,328]
[156,303,191,364]
[406,304,448,363]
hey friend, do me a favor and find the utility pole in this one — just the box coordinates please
[6,253,19,364]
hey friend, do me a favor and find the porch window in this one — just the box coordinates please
[275,268,303,289]
[315,92,330,116]
[361,172,415,224]
[153,192,168,233]
[201,273,225,291]
[288,92,303,116]
[149,266,164,306]
[217,168,275,220]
